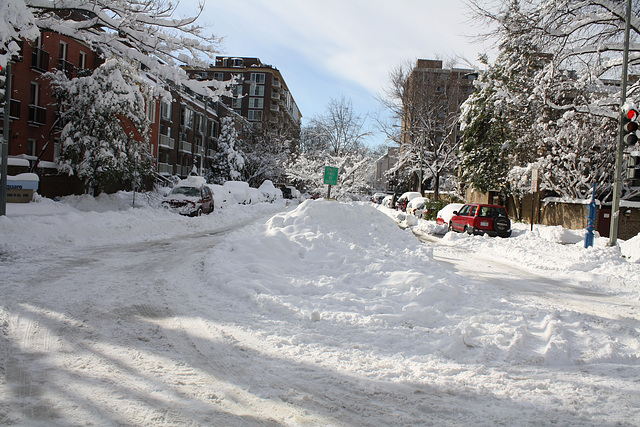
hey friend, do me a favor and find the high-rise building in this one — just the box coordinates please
[402,59,476,147]
[185,57,302,139]
[399,59,477,194]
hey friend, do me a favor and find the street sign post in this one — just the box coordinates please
[324,166,338,198]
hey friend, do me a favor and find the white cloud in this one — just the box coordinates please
[179,0,493,136]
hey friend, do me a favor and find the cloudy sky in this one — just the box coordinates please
[178,0,494,147]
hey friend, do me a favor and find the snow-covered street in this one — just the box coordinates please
[1,194,639,426]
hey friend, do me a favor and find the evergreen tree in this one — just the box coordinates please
[209,117,245,184]
[50,58,155,193]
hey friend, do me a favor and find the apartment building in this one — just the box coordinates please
[184,57,302,139]
[402,59,477,147]
[0,30,241,196]
[1,31,102,169]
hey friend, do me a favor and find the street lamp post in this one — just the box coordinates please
[1,63,12,216]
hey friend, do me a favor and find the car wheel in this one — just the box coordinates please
[464,226,472,235]
[448,222,454,232]
[196,207,203,217]
[494,217,510,233]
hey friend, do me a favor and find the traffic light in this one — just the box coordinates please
[622,105,639,146]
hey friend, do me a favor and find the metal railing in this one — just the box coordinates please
[159,134,175,149]
[157,162,173,174]
[31,48,49,72]
[28,105,46,125]
[178,141,192,153]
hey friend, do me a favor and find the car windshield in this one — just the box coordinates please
[170,186,200,197]
[479,207,507,218]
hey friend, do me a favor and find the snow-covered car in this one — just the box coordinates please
[449,203,512,238]
[406,197,430,218]
[280,185,300,200]
[206,183,234,210]
[248,187,266,204]
[381,195,394,208]
[436,203,465,225]
[258,180,282,202]
[223,181,252,204]
[371,193,387,204]
[162,177,214,216]
[396,192,422,212]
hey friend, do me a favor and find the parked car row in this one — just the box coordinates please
[162,177,287,216]
[372,192,512,238]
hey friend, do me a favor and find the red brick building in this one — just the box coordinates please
[1,30,240,196]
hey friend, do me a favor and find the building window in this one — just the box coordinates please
[249,85,264,96]
[232,58,243,67]
[232,85,243,97]
[250,73,265,84]
[213,72,224,81]
[59,41,67,60]
[146,98,156,123]
[54,138,61,160]
[249,98,264,109]
[232,98,242,109]
[160,122,171,136]
[248,110,263,121]
[79,51,86,69]
[30,82,40,105]
[181,107,194,128]
[160,100,172,120]
[27,139,37,156]
[208,120,216,137]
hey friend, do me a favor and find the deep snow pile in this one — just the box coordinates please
[0,191,289,254]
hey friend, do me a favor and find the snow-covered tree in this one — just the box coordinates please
[286,150,374,199]
[50,58,155,193]
[465,0,640,200]
[307,97,371,157]
[378,59,466,199]
[288,98,374,198]
[239,117,298,187]
[0,0,39,69]
[208,116,245,184]
[24,0,222,88]
[459,34,549,198]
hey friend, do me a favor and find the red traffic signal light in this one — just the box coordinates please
[622,106,639,146]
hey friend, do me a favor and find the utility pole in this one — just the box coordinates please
[608,0,633,247]
[1,63,11,216]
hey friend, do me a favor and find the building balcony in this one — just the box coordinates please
[272,80,282,88]
[194,145,203,156]
[31,48,50,72]
[0,99,21,120]
[179,141,192,153]
[159,134,175,149]
[271,92,280,100]
[206,149,215,159]
[28,105,46,126]
[57,59,75,79]
[270,104,280,112]
[157,162,173,175]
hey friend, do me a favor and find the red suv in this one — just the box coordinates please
[449,203,511,237]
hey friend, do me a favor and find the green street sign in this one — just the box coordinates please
[323,166,338,186]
